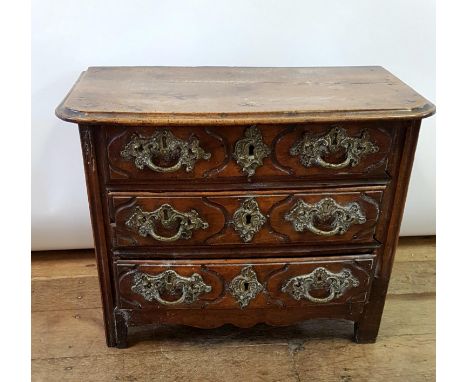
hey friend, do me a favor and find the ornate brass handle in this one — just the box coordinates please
[282,267,359,303]
[125,204,209,242]
[289,127,379,169]
[131,270,212,305]
[285,197,366,236]
[120,130,211,173]
[233,126,271,177]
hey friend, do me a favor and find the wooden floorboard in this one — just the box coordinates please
[31,236,436,382]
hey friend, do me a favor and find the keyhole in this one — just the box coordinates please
[243,281,250,291]
[245,214,252,225]
[161,135,168,149]
[248,144,255,158]
[134,143,143,152]
[330,130,339,146]
[163,208,169,221]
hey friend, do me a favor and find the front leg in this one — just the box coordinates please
[353,320,379,343]
[114,309,129,348]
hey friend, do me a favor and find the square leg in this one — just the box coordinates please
[114,309,129,349]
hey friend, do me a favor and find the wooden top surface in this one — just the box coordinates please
[56,66,435,125]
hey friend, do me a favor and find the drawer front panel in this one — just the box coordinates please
[115,255,374,310]
[109,189,383,248]
[104,122,395,183]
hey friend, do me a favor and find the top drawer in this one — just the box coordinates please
[103,122,397,184]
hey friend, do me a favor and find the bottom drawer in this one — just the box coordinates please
[115,255,375,310]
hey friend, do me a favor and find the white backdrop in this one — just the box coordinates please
[31,0,435,250]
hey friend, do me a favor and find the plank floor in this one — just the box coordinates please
[31,236,435,382]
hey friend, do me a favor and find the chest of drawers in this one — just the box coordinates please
[56,66,434,348]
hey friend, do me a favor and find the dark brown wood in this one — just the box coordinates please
[116,255,374,311]
[104,122,395,184]
[78,126,117,347]
[109,188,383,248]
[354,121,422,343]
[57,66,434,348]
[113,308,128,349]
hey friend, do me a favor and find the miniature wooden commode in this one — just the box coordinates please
[56,66,435,348]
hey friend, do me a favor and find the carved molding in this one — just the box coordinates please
[232,198,266,242]
[228,266,264,308]
[125,204,209,242]
[233,126,271,176]
[290,126,379,169]
[80,128,95,172]
[282,267,359,303]
[285,197,366,236]
[120,130,211,173]
[132,270,212,305]
[202,127,230,177]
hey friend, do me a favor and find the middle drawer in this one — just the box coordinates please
[109,187,383,248]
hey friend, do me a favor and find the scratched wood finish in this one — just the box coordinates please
[31,238,436,312]
[56,66,435,348]
[31,237,435,381]
[110,189,383,248]
[104,122,395,183]
[55,66,435,125]
[116,255,374,311]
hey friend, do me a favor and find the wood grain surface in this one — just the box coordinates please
[115,255,374,312]
[31,236,435,381]
[103,122,395,183]
[56,66,435,125]
[109,189,383,248]
[55,68,435,353]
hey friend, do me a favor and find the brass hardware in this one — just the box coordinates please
[290,126,379,169]
[232,198,266,242]
[132,270,212,305]
[125,204,209,242]
[282,267,359,303]
[233,126,271,176]
[228,266,263,308]
[120,130,211,172]
[285,197,366,236]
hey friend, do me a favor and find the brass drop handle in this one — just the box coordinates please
[125,204,209,242]
[315,153,352,169]
[131,270,212,305]
[144,158,187,173]
[148,225,189,243]
[290,126,379,169]
[285,197,366,237]
[151,288,188,306]
[282,267,359,303]
[120,130,211,173]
